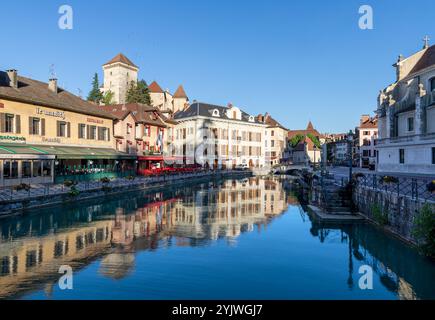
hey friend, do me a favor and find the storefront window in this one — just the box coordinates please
[11,161,18,179]
[33,160,42,177]
[42,160,52,177]
[22,161,31,178]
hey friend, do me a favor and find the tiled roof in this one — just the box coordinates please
[256,113,287,130]
[103,53,138,68]
[100,103,168,127]
[359,117,378,129]
[174,102,262,124]
[408,45,435,76]
[173,85,188,99]
[288,121,321,138]
[0,72,116,119]
[148,81,164,93]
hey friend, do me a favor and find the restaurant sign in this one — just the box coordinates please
[36,107,66,120]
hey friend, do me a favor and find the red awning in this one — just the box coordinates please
[138,155,164,161]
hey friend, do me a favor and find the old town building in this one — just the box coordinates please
[256,113,288,166]
[376,40,435,174]
[355,115,378,168]
[0,69,134,186]
[99,103,174,173]
[287,122,323,165]
[173,102,266,169]
[149,81,189,115]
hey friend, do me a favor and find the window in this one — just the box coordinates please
[33,161,42,177]
[431,77,435,92]
[127,124,131,134]
[407,117,414,132]
[432,147,435,164]
[102,127,109,141]
[5,114,14,133]
[3,161,10,179]
[271,140,275,147]
[78,124,86,139]
[58,121,67,137]
[363,131,370,135]
[89,126,97,139]
[30,117,40,135]
[271,130,274,136]
[212,109,220,117]
[399,149,405,164]
[42,160,52,177]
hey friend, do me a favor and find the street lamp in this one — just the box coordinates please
[347,130,354,184]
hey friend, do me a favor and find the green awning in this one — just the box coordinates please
[0,143,135,160]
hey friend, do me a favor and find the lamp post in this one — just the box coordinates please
[347,130,354,184]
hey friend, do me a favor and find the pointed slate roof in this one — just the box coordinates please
[173,85,188,99]
[103,53,138,68]
[307,121,314,130]
[148,81,164,93]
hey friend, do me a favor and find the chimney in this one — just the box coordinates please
[48,78,58,93]
[360,114,370,125]
[6,69,18,88]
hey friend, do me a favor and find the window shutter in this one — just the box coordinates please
[29,117,33,135]
[41,118,45,136]
[78,124,82,139]
[57,121,60,137]
[15,115,21,134]
[67,122,71,138]
[98,127,103,140]
[0,113,4,133]
[86,125,90,139]
[107,128,110,141]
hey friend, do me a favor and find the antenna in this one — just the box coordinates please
[49,64,57,79]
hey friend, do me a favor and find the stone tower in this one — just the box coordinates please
[173,85,189,113]
[101,53,138,104]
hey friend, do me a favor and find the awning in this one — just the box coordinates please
[0,143,55,159]
[0,143,135,160]
[138,155,164,161]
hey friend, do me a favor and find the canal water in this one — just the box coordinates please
[0,176,434,300]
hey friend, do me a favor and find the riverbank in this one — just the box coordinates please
[0,170,252,217]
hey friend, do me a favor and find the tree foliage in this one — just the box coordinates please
[126,80,151,105]
[87,73,103,104]
[412,204,435,257]
[102,90,115,105]
[290,134,305,147]
[307,133,321,148]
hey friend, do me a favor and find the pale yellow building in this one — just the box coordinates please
[0,69,134,186]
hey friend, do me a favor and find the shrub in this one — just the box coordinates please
[100,177,111,183]
[14,183,31,191]
[63,180,77,187]
[412,204,435,257]
[68,186,80,197]
[371,203,389,226]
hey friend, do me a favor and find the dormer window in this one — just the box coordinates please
[249,116,255,122]
[212,109,220,117]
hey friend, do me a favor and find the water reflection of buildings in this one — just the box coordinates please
[0,177,289,298]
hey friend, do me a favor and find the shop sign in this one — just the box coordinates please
[0,135,26,142]
[87,118,103,124]
[42,137,61,144]
[36,107,66,120]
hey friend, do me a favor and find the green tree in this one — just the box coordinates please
[87,73,103,104]
[126,80,151,105]
[290,134,305,147]
[102,90,115,105]
[307,133,321,148]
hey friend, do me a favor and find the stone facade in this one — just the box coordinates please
[376,42,435,175]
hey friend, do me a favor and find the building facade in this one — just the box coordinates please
[0,69,134,186]
[256,113,288,166]
[287,122,323,165]
[376,41,435,174]
[173,102,266,169]
[355,115,378,168]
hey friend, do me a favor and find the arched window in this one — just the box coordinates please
[212,109,220,117]
[430,77,435,92]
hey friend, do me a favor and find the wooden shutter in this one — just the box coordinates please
[67,122,71,138]
[107,128,110,141]
[78,124,82,139]
[56,121,60,137]
[15,115,21,134]
[86,125,90,140]
[41,118,45,136]
[29,117,33,135]
[97,127,102,140]
[0,113,5,133]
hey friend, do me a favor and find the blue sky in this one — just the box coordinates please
[0,0,433,133]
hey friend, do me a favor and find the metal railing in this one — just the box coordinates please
[352,173,434,203]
